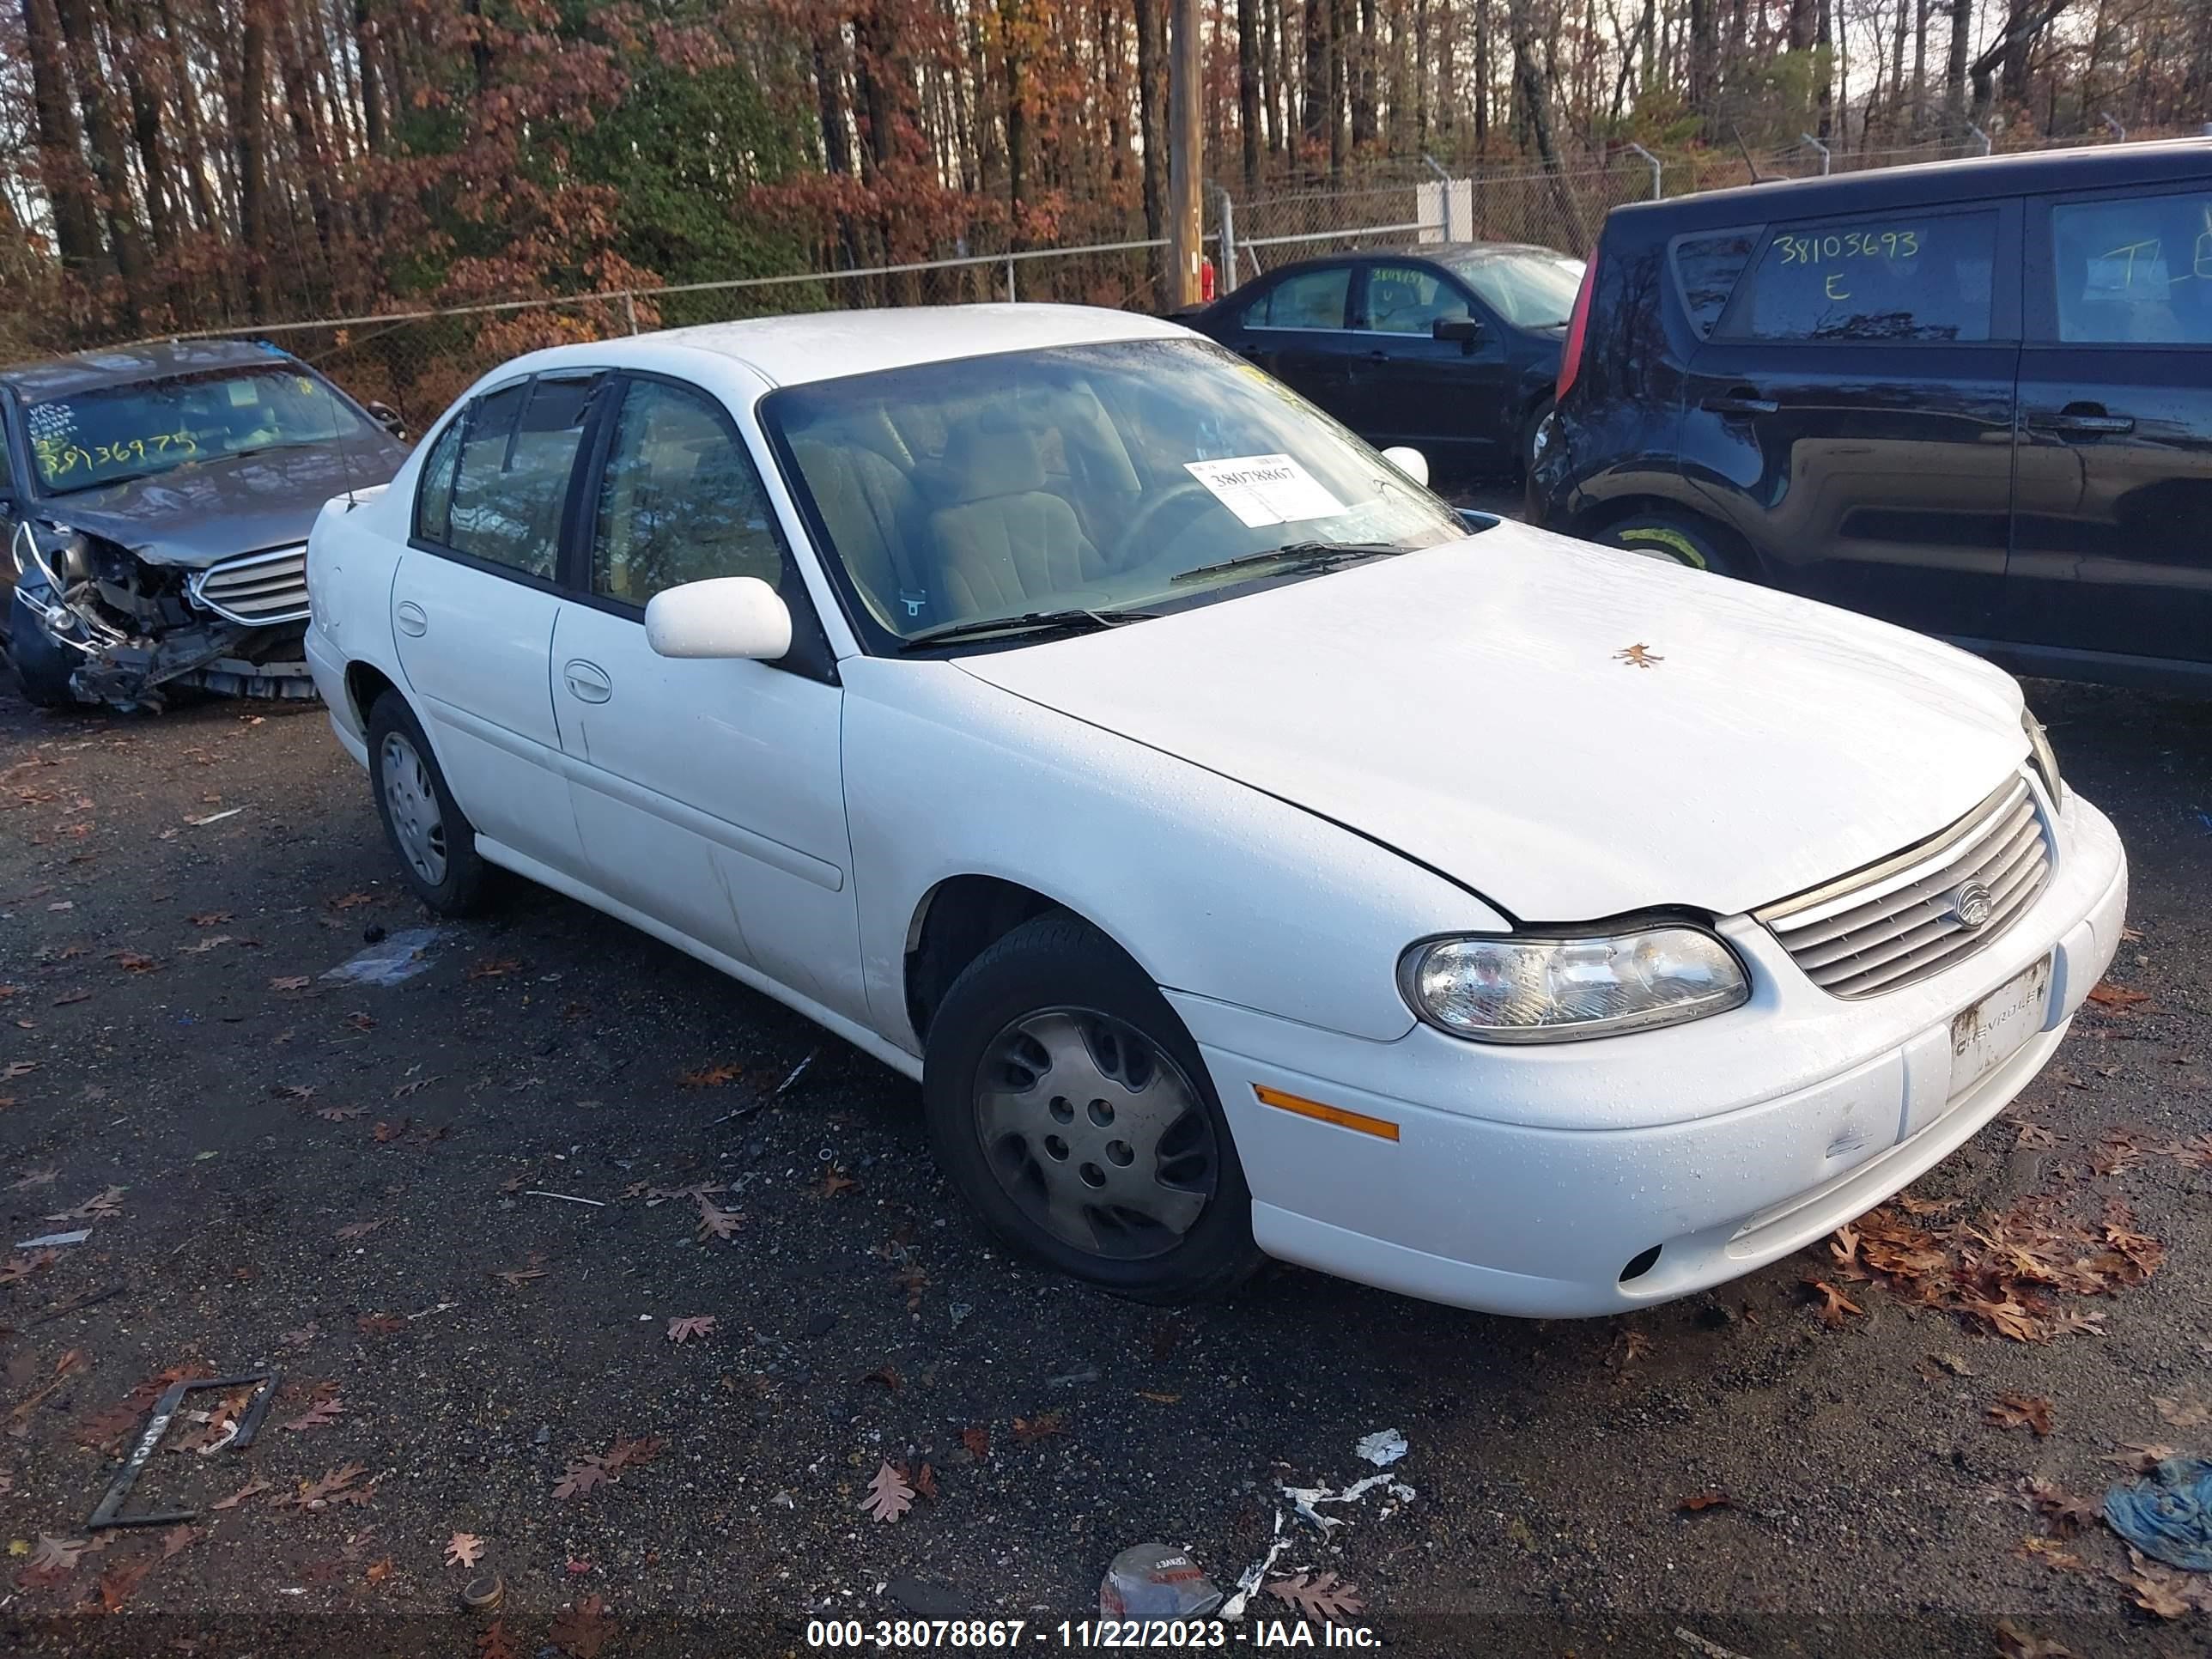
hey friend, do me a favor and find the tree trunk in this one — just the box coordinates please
[1413,0,1428,142]
[1687,0,1714,113]
[1237,0,1261,188]
[21,0,103,273]
[1134,0,1166,268]
[356,0,386,154]
[1301,0,1328,160]
[113,0,173,256]
[1944,0,1972,139]
[55,0,149,296]
[1504,0,1583,250]
[1351,0,1376,148]
[236,0,270,315]
[1911,0,1929,134]
[155,0,219,237]
[1816,0,1834,137]
[1328,0,1349,173]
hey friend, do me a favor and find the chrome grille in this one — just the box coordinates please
[188,545,310,626]
[1757,775,2052,999]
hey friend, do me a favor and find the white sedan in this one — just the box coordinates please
[303,305,2127,1316]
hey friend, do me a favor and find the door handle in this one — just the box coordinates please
[562,659,612,703]
[1365,350,1391,363]
[394,599,427,637]
[2027,408,2134,437]
[1701,391,1779,416]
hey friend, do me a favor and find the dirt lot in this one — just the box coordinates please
[2,655,2209,1657]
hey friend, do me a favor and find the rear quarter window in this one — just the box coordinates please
[1670,230,1760,338]
[1729,211,1998,343]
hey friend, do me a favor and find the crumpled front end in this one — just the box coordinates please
[8,520,315,712]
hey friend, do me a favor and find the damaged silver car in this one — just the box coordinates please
[2,340,408,711]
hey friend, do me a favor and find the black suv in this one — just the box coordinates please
[1529,138,2212,693]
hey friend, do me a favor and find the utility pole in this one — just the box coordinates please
[1166,0,1204,308]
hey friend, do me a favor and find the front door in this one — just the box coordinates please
[552,374,863,1021]
[2006,179,2212,675]
[1348,259,1509,465]
[390,374,588,874]
[1681,203,2021,641]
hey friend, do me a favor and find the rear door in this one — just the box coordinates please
[2007,178,2212,675]
[390,375,594,875]
[1346,258,1510,464]
[1225,264,1364,415]
[1681,202,2022,640]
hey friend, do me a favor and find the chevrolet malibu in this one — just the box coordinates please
[303,306,2127,1316]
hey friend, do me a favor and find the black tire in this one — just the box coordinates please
[366,691,489,915]
[923,913,1263,1304]
[6,589,86,708]
[1596,509,1741,575]
[1517,397,1554,480]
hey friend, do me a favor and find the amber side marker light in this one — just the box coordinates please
[1251,1084,1401,1142]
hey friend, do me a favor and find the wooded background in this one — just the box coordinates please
[3,0,2209,359]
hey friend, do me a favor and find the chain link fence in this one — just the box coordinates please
[133,131,2184,433]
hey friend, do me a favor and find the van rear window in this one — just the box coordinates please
[1732,212,1997,343]
[1672,232,1759,337]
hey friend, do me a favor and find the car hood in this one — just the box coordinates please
[34,434,407,568]
[953,525,2028,921]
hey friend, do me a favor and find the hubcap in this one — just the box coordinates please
[379,732,448,886]
[973,1008,1218,1261]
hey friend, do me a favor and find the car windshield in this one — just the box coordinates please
[24,363,373,496]
[1448,250,1586,328]
[763,337,1467,648]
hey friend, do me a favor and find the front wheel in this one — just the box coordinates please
[6,589,86,708]
[923,913,1263,1304]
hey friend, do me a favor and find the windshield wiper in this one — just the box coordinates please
[227,441,321,460]
[896,607,1159,652]
[1169,539,1405,586]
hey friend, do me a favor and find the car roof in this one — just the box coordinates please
[0,337,299,400]
[1253,240,1565,278]
[570,303,1191,389]
[1610,136,2212,232]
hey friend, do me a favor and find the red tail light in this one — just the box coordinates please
[1556,252,1598,404]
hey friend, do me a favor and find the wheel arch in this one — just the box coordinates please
[903,875,1147,1049]
[343,659,403,732]
[1572,494,1763,579]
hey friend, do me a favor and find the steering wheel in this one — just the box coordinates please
[1107,480,1220,571]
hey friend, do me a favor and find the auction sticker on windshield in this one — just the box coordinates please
[1183,453,1341,528]
[1948,953,2051,1103]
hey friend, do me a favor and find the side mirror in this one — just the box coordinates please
[644,575,793,661]
[1431,315,1484,350]
[364,400,409,441]
[1379,446,1430,489]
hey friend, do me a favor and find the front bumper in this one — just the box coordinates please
[1174,790,2128,1317]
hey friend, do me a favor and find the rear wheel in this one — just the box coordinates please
[1517,397,1554,480]
[1596,509,1739,575]
[367,692,488,915]
[923,913,1262,1304]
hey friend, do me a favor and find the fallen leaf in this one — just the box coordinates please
[28,1534,84,1575]
[291,1463,368,1509]
[819,1167,858,1198]
[343,1011,376,1031]
[1266,1571,1366,1623]
[334,1219,386,1241]
[187,912,232,927]
[107,951,161,974]
[863,1460,915,1522]
[912,1462,939,1502]
[550,1593,614,1658]
[282,1396,344,1433]
[864,1364,902,1391]
[45,1186,125,1221]
[2152,1388,2211,1428]
[1134,1390,1182,1404]
[158,1523,198,1560]
[2014,1535,2086,1572]
[445,1532,485,1569]
[1803,1278,1863,1328]
[667,1315,716,1345]
[51,988,91,1006]
[97,1557,149,1611]
[1986,1392,2055,1437]
[7,1167,57,1189]
[2015,1477,2103,1535]
[2015,1123,2058,1150]
[2,1061,40,1080]
[326,891,377,910]
[315,1104,368,1121]
[364,1555,394,1584]
[211,1476,272,1510]
[2086,981,2151,1010]
[1012,1411,1067,1443]
[2105,1443,2179,1474]
[961,1425,990,1461]
[676,1062,744,1087]
[554,1458,609,1501]
[1677,1489,1733,1512]
[694,1199,745,1242]
[268,975,312,992]
[477,1620,520,1659]
[465,957,520,981]
[356,1313,406,1336]
[490,1255,548,1288]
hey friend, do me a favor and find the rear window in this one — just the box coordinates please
[2046,190,2212,345]
[1671,231,1759,338]
[1243,267,1351,331]
[1730,212,1997,343]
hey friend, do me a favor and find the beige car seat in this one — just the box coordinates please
[927,413,1101,618]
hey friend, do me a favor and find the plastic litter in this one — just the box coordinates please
[321,926,447,988]
[1098,1543,1223,1620]
[15,1229,91,1249]
[1355,1428,1407,1466]
[1281,1471,1416,1532]
[2105,1456,2212,1572]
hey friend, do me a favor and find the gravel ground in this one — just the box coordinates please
[1,627,2209,1658]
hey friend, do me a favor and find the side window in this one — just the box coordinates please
[591,380,787,606]
[2046,190,2212,345]
[1730,212,1997,343]
[1357,264,1470,334]
[1243,266,1352,331]
[1672,230,1759,338]
[411,413,464,544]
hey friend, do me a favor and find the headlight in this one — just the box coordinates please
[1401,925,1748,1043]
[2023,708,2063,805]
